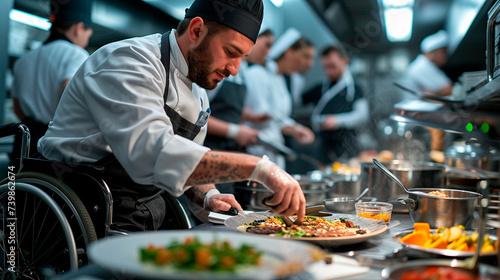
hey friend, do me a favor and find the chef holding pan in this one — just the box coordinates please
[37,0,306,231]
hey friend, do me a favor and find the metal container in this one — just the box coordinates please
[377,120,431,162]
[360,160,445,212]
[323,197,376,214]
[234,173,331,210]
[445,143,498,172]
[397,188,481,229]
[382,259,500,280]
[327,174,362,198]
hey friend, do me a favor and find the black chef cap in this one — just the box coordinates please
[185,0,264,43]
[50,0,93,26]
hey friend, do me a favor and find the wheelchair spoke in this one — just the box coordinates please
[33,231,66,265]
[33,194,62,252]
[17,191,40,245]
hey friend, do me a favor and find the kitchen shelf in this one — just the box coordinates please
[391,100,500,142]
[392,65,500,142]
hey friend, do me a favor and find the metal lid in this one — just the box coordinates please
[445,144,489,159]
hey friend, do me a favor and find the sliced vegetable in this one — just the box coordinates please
[400,230,429,246]
[400,223,497,253]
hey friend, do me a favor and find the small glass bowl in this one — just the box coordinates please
[355,201,393,224]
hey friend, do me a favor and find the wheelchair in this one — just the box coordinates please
[0,123,192,279]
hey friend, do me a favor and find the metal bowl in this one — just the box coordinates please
[382,259,500,280]
[397,188,481,229]
[234,173,331,210]
[323,197,376,214]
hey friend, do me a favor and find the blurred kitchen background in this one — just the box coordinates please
[0,0,497,174]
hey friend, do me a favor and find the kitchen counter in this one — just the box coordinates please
[55,212,497,280]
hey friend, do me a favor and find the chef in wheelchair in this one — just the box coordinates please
[0,0,307,278]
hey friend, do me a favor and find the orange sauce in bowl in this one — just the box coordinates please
[357,212,391,223]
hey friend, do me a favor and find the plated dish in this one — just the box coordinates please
[88,230,323,279]
[393,229,498,257]
[225,212,388,246]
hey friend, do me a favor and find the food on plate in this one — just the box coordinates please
[428,190,449,198]
[399,266,480,280]
[140,236,262,271]
[399,223,498,253]
[239,215,368,238]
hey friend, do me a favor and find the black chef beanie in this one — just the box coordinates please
[185,0,264,43]
[50,0,93,26]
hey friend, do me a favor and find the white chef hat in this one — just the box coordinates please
[420,30,448,53]
[268,27,302,60]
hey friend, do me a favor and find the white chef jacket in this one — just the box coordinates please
[244,60,296,167]
[11,40,89,124]
[402,54,451,100]
[39,30,210,197]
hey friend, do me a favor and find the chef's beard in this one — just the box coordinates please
[187,36,230,90]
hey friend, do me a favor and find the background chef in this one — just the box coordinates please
[10,0,93,166]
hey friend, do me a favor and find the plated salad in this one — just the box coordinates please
[140,236,262,271]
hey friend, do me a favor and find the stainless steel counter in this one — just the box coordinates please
[194,212,498,280]
[56,212,498,280]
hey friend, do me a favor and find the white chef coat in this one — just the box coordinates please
[11,40,89,124]
[244,60,295,167]
[39,30,210,197]
[402,54,451,100]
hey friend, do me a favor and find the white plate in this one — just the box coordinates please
[393,229,498,257]
[224,212,388,246]
[88,230,321,280]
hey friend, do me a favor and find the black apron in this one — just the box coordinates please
[203,80,246,152]
[97,31,203,231]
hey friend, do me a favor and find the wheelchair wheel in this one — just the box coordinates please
[0,172,97,279]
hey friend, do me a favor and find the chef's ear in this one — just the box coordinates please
[187,17,205,44]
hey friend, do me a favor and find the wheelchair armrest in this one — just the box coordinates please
[21,158,105,177]
[0,122,24,138]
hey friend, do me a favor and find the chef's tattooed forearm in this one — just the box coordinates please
[184,186,206,206]
[187,152,251,185]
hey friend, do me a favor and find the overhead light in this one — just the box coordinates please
[9,9,51,31]
[380,0,414,42]
[270,0,283,8]
[385,7,413,42]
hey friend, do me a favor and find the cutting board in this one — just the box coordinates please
[307,254,370,280]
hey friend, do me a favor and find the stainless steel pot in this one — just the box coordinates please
[445,143,500,189]
[377,120,431,162]
[234,174,331,210]
[397,188,481,229]
[445,143,500,173]
[327,174,362,198]
[360,160,445,212]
